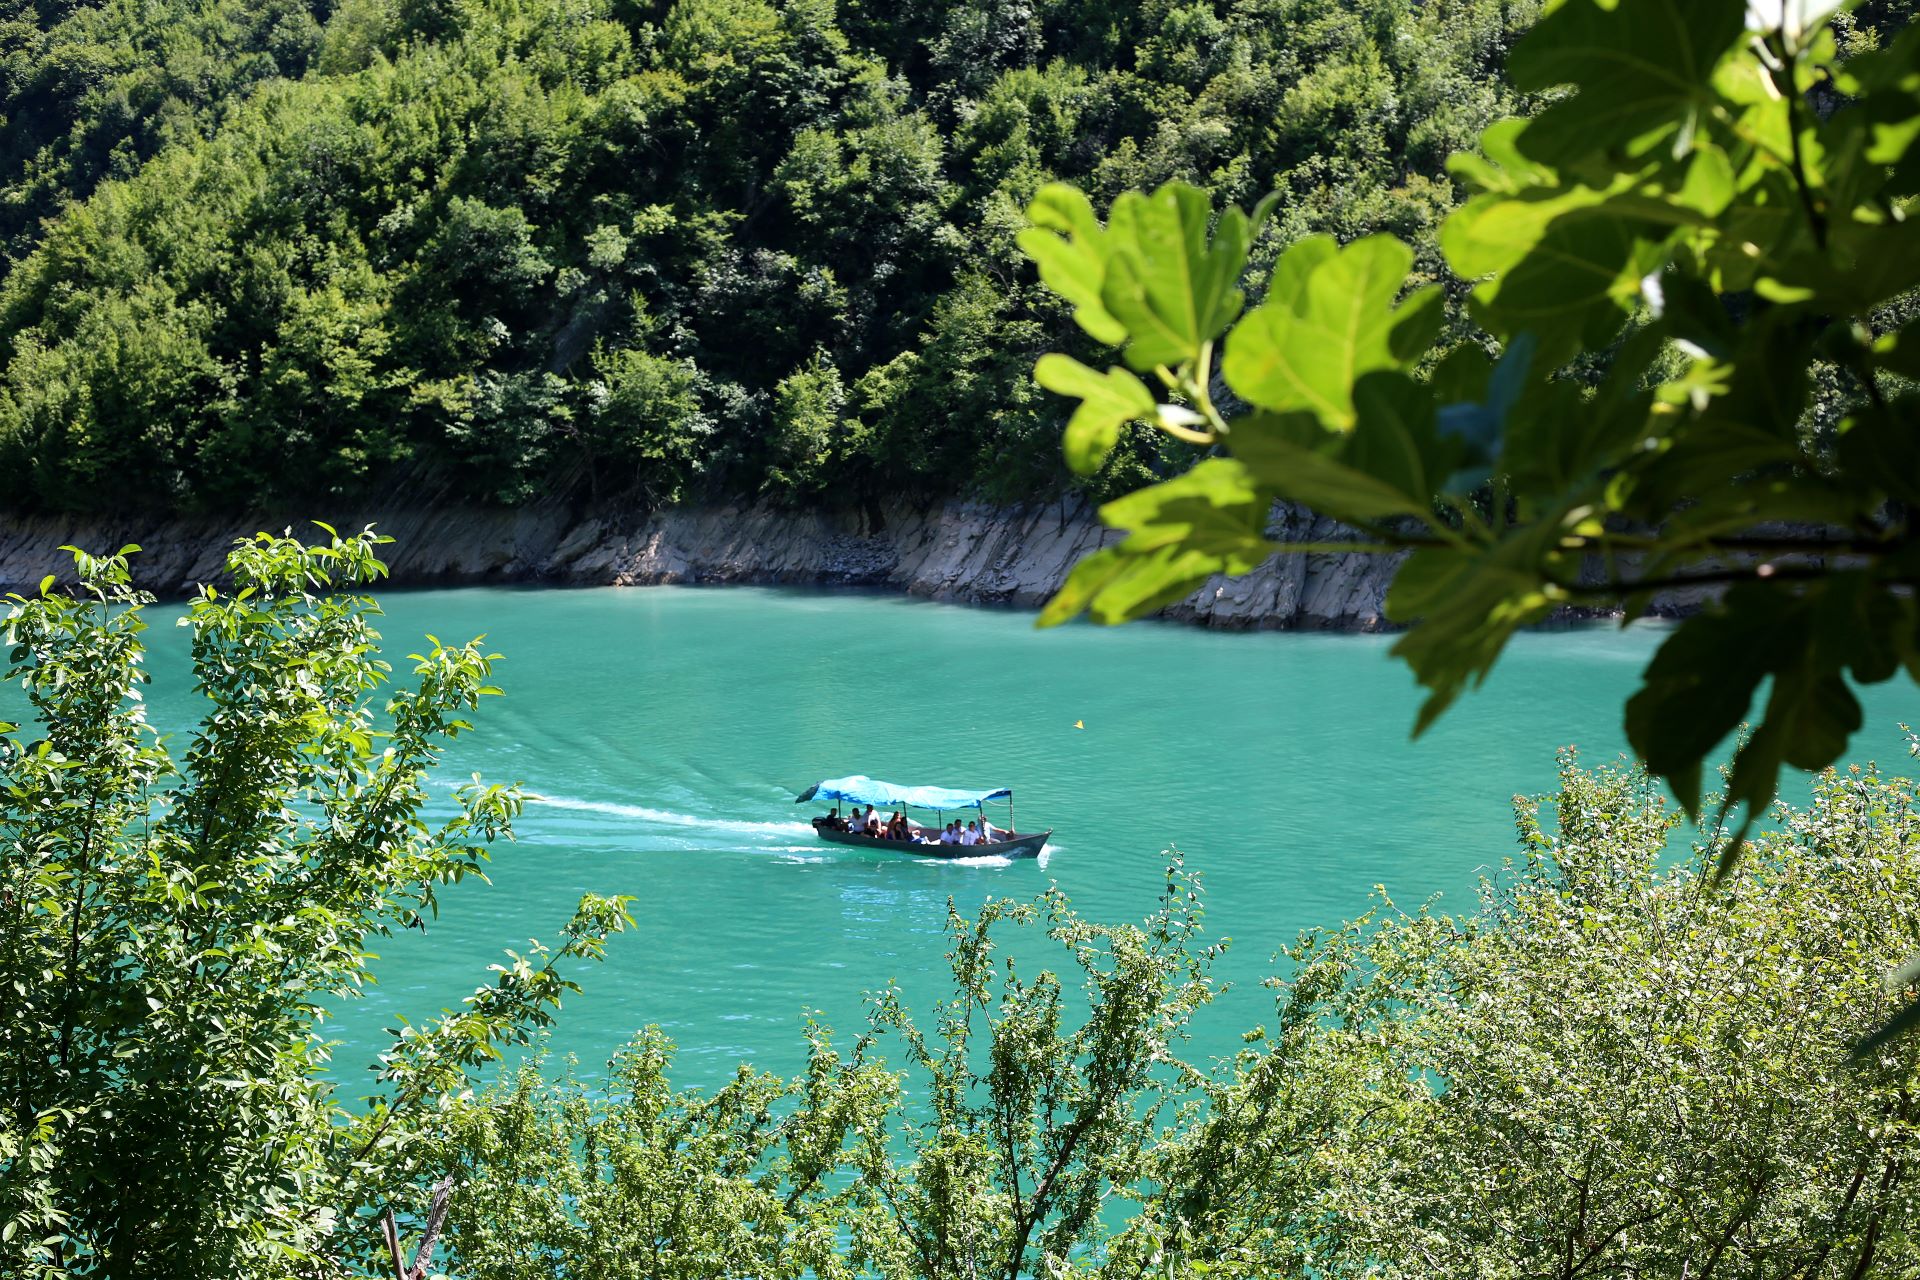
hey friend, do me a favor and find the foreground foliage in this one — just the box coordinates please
[1025,1,1919,874]
[429,756,1920,1278]
[1,537,1911,1274]
[0,530,626,1278]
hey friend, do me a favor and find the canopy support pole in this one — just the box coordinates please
[1008,791,1015,837]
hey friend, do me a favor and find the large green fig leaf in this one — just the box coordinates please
[1099,183,1267,372]
[1508,0,1748,169]
[1018,185,1126,346]
[1020,181,1273,373]
[1221,236,1435,430]
[1038,459,1276,627]
[1033,354,1157,475]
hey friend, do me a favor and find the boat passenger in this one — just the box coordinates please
[960,821,980,847]
[940,822,959,844]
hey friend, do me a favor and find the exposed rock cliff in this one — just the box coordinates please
[0,498,1406,630]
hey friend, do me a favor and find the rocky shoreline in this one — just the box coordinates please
[0,498,1411,630]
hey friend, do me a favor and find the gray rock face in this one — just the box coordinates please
[0,499,1404,630]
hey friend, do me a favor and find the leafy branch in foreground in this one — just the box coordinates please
[422,757,1920,1278]
[0,529,629,1279]
[1022,0,1920,864]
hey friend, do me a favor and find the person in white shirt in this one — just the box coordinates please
[960,821,980,847]
[939,822,960,844]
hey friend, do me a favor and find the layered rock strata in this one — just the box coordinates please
[0,499,1405,630]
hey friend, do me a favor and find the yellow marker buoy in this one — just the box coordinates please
[1073,720,1085,729]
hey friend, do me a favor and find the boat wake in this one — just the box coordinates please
[526,793,816,838]
[523,794,1043,867]
[917,853,1014,868]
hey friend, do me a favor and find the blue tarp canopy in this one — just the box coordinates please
[795,775,1011,811]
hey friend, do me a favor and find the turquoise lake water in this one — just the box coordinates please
[93,586,1920,1088]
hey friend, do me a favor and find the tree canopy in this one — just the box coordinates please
[0,0,1543,515]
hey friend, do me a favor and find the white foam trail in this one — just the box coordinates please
[527,793,815,837]
[918,854,1013,868]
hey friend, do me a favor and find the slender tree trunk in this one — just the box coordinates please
[56,789,103,1074]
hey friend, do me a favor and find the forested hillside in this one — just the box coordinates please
[0,0,1541,515]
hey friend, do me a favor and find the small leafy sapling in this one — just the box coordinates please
[0,527,631,1279]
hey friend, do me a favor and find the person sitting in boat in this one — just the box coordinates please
[959,821,979,847]
[889,813,911,840]
[940,821,960,845]
[826,807,849,832]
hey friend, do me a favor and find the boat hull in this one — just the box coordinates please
[811,822,1050,859]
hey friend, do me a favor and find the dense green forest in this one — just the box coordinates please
[0,0,1546,514]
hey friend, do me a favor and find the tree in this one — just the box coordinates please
[764,350,855,500]
[0,528,629,1278]
[0,0,1545,513]
[403,756,1920,1278]
[1022,3,1919,898]
[417,857,1225,1280]
[588,340,713,504]
[1104,754,1920,1277]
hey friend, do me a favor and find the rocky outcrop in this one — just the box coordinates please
[0,497,1407,630]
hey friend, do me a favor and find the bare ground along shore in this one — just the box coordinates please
[0,499,1708,630]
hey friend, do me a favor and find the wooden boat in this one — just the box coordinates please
[808,819,1051,859]
[795,775,1051,860]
